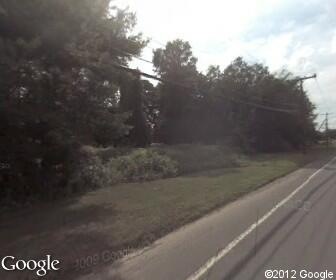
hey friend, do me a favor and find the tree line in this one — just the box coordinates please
[0,0,316,202]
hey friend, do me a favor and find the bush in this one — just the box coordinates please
[93,146,132,163]
[65,147,178,195]
[0,129,77,207]
[67,147,111,194]
[106,149,178,182]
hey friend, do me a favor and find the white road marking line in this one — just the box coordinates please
[186,156,336,280]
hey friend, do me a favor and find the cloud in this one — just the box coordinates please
[331,31,336,54]
[244,0,326,39]
[115,0,336,126]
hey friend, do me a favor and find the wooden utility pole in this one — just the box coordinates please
[293,74,317,152]
[326,112,329,148]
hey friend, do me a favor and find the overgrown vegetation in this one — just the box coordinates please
[0,0,318,206]
[1,149,330,278]
[107,149,178,182]
[152,144,238,174]
[67,144,235,196]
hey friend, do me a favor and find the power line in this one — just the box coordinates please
[111,46,153,64]
[115,37,320,115]
[110,62,297,114]
[111,43,300,110]
[316,112,335,116]
[315,78,325,96]
[318,119,326,131]
[242,95,299,109]
[224,97,297,114]
[313,78,330,114]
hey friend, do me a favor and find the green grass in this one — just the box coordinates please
[0,147,332,277]
[80,151,319,247]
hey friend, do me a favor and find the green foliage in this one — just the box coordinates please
[0,0,146,205]
[66,147,178,194]
[107,149,178,182]
[152,144,238,174]
[153,50,317,151]
[0,1,318,207]
[67,147,111,193]
[153,39,198,78]
[84,143,244,193]
[153,39,199,143]
[120,75,151,147]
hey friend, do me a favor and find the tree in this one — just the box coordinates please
[153,39,199,143]
[120,74,150,147]
[0,0,146,202]
[220,58,316,151]
[142,80,160,141]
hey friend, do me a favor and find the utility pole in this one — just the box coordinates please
[326,112,329,148]
[293,74,317,152]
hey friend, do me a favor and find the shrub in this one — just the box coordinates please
[66,147,178,194]
[106,149,178,182]
[152,144,238,174]
[0,129,78,206]
[67,147,111,194]
[93,146,132,163]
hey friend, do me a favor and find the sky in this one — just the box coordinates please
[114,0,336,127]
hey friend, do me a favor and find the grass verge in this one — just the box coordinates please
[0,147,333,278]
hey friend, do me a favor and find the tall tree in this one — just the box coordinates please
[153,39,199,143]
[0,0,146,201]
[142,80,160,141]
[220,58,316,151]
[120,74,150,147]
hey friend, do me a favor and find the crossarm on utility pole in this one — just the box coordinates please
[292,74,317,82]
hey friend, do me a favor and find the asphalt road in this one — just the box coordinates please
[79,154,336,280]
